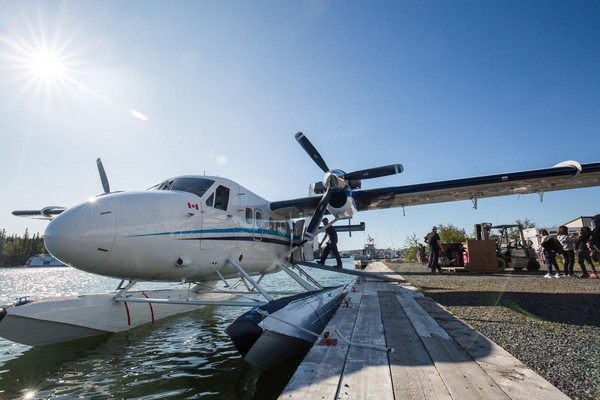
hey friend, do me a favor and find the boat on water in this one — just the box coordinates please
[25,254,66,267]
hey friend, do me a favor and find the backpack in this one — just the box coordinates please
[542,237,564,254]
[590,227,600,248]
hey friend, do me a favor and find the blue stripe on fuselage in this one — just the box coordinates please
[125,228,296,246]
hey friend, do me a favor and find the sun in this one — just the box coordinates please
[0,14,81,104]
[28,49,68,81]
[1,9,140,119]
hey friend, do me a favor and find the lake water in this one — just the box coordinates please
[0,260,356,400]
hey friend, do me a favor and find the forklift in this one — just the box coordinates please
[475,223,541,272]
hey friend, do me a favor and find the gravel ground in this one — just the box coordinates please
[385,262,600,400]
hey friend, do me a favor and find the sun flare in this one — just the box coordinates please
[0,14,83,104]
[28,49,67,81]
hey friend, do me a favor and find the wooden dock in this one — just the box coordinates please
[279,262,569,400]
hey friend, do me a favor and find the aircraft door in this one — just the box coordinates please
[292,219,305,262]
[253,209,264,241]
[200,184,237,250]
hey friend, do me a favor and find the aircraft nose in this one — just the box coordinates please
[44,199,116,271]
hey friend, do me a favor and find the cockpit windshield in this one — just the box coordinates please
[149,177,215,198]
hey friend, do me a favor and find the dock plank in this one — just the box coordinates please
[338,280,393,400]
[280,262,570,400]
[392,284,510,400]
[408,288,571,400]
[379,290,452,400]
[279,280,364,399]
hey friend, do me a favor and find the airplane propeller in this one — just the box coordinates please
[96,158,110,194]
[295,132,403,184]
[295,132,330,173]
[303,186,332,239]
[294,131,403,239]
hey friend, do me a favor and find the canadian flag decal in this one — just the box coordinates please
[187,202,199,210]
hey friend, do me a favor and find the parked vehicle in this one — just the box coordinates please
[475,223,540,272]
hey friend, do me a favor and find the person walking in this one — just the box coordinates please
[557,225,576,276]
[578,226,598,279]
[318,218,343,268]
[425,226,443,274]
[538,229,561,278]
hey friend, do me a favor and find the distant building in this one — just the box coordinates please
[562,216,594,230]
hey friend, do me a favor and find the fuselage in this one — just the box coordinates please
[44,176,295,282]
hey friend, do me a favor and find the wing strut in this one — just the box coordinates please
[279,264,321,291]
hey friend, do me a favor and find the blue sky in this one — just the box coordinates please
[1,1,599,250]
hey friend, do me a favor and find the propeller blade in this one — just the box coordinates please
[295,132,329,173]
[96,158,110,194]
[343,164,404,181]
[305,187,332,239]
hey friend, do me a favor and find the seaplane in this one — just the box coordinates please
[2,132,600,370]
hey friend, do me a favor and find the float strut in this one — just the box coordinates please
[227,257,273,302]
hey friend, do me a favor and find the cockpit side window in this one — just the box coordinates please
[170,178,214,198]
[214,185,230,211]
[205,193,214,207]
[151,177,215,198]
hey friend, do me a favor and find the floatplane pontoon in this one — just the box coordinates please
[4,132,600,369]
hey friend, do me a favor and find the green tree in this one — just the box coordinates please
[508,218,536,239]
[403,233,423,261]
[0,228,46,266]
[0,228,6,265]
[437,223,468,243]
[3,235,20,265]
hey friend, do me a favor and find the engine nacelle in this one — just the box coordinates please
[326,191,356,219]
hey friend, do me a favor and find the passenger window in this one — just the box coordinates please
[255,210,262,228]
[246,208,253,224]
[277,222,286,235]
[205,193,214,207]
[214,185,230,211]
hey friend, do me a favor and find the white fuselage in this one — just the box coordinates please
[44,176,294,282]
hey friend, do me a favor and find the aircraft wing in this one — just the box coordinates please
[270,161,600,217]
[12,206,67,220]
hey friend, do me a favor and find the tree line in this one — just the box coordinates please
[0,228,46,266]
